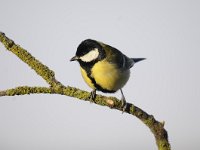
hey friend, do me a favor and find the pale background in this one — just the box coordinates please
[0,0,200,150]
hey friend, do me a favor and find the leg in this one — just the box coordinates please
[89,89,96,103]
[120,89,127,112]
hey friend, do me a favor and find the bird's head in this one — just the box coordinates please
[70,39,105,64]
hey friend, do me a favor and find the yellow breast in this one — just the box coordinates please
[80,67,95,89]
[91,60,130,91]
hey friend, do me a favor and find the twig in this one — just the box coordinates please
[0,32,171,150]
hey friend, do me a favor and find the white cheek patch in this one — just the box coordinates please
[80,48,99,62]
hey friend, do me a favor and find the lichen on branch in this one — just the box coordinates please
[0,32,171,150]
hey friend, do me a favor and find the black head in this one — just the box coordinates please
[70,39,105,63]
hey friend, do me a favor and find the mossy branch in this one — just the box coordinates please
[0,32,171,150]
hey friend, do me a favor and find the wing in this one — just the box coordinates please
[101,43,134,70]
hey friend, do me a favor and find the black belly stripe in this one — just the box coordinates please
[88,74,116,93]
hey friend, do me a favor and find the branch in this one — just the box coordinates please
[0,32,171,150]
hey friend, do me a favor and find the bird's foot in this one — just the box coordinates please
[120,89,127,113]
[121,97,127,113]
[89,89,96,103]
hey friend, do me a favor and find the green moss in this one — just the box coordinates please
[0,34,56,86]
[6,86,52,96]
[129,104,135,113]
[143,115,154,126]
[157,140,171,150]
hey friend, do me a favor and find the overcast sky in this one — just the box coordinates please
[0,0,200,150]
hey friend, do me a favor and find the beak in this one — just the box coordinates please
[70,56,79,61]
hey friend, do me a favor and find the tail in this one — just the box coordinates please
[132,58,146,63]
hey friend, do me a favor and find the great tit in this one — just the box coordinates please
[70,39,145,110]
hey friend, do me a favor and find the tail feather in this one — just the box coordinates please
[132,58,146,63]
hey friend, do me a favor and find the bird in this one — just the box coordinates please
[70,39,145,111]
